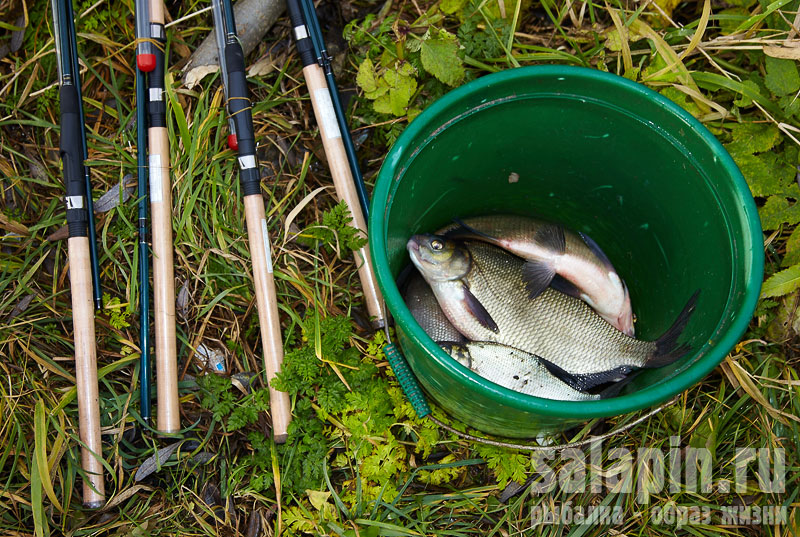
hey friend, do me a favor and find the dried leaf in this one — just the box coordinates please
[93,175,136,213]
[248,55,276,77]
[8,294,35,319]
[185,65,219,90]
[764,46,800,60]
[0,213,29,236]
[24,147,47,182]
[246,509,262,537]
[10,15,25,53]
[176,280,190,320]
[102,484,152,510]
[134,442,183,482]
[632,17,711,114]
[726,358,800,423]
[192,452,215,465]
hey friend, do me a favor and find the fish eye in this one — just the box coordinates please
[430,239,443,251]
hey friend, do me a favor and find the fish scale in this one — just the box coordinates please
[435,241,655,375]
[403,273,466,344]
[443,342,600,401]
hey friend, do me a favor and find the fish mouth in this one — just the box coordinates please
[406,237,424,272]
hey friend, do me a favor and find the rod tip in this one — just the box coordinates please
[227,134,238,151]
[83,500,104,509]
[273,432,288,444]
[137,54,156,73]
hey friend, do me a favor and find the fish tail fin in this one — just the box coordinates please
[646,290,701,368]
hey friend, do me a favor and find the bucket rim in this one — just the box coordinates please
[369,64,764,420]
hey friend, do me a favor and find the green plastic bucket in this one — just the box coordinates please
[369,66,764,437]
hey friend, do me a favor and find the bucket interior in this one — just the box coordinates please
[372,67,762,427]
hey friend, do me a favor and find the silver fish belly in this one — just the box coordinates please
[403,273,466,344]
[442,341,600,401]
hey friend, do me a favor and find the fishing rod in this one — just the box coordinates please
[298,0,370,220]
[147,0,180,434]
[212,0,292,442]
[211,0,237,150]
[286,0,385,328]
[135,0,152,425]
[52,0,104,508]
[61,0,103,310]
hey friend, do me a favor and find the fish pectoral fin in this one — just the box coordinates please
[521,260,557,300]
[462,285,499,333]
[535,223,566,253]
[549,274,582,298]
[537,357,590,392]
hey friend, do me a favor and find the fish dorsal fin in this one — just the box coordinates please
[549,274,582,298]
[521,260,557,300]
[444,218,496,242]
[578,231,615,271]
[535,223,566,254]
[462,283,499,333]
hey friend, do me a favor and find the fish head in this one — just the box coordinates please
[407,234,471,282]
[439,342,472,369]
[616,281,635,337]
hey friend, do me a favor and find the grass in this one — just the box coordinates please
[1,0,799,535]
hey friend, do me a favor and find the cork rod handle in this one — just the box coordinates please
[149,128,180,433]
[243,195,292,442]
[68,236,105,507]
[303,64,385,326]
